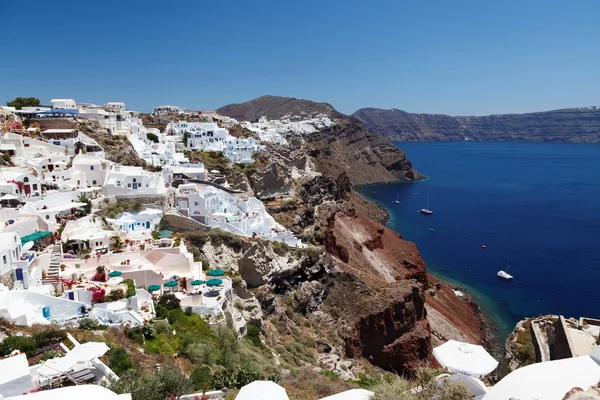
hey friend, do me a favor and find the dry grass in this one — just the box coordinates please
[280,368,358,400]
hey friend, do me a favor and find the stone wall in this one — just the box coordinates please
[0,270,14,289]
[38,120,78,131]
[110,194,167,210]
[163,213,210,233]
[548,316,575,360]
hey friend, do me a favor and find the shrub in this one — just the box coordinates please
[0,335,37,357]
[157,294,181,310]
[105,289,125,302]
[32,329,67,349]
[146,133,159,143]
[371,369,468,400]
[191,365,213,391]
[90,287,106,303]
[122,279,137,298]
[109,366,193,400]
[38,350,63,364]
[78,318,107,330]
[245,324,262,347]
[184,342,218,365]
[109,347,136,376]
[215,326,238,369]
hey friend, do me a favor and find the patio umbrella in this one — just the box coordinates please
[206,278,223,286]
[191,280,204,285]
[147,284,161,292]
[68,341,110,361]
[37,356,76,378]
[164,280,178,287]
[236,380,289,400]
[208,269,225,276]
[108,271,122,277]
[432,340,498,378]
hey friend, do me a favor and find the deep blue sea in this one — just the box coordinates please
[358,142,600,341]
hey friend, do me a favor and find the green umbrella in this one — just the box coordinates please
[207,269,225,276]
[206,279,223,286]
[108,271,122,277]
[191,280,204,286]
[147,284,161,291]
[164,280,178,287]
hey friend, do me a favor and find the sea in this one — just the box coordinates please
[357,141,600,342]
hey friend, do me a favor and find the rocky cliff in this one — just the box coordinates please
[217,95,343,122]
[77,120,147,166]
[353,107,600,143]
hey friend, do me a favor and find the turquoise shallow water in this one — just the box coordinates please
[358,141,600,342]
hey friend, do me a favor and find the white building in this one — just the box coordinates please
[164,163,208,183]
[106,208,162,235]
[71,154,111,188]
[0,168,42,199]
[61,215,117,254]
[19,192,87,232]
[50,99,77,109]
[104,102,126,111]
[176,183,302,246]
[102,165,166,197]
[0,231,22,277]
[153,105,183,116]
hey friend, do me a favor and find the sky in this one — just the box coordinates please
[1,0,599,115]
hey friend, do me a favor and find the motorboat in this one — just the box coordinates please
[430,228,435,232]
[482,245,487,249]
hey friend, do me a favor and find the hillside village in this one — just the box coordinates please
[0,98,598,400]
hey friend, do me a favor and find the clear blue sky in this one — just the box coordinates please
[1,0,599,115]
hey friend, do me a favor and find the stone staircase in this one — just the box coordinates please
[42,244,62,285]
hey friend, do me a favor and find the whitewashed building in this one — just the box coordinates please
[154,105,183,116]
[71,154,111,188]
[102,165,166,196]
[50,99,77,109]
[106,208,162,235]
[0,168,42,199]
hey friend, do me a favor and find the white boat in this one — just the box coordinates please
[419,197,433,215]
[497,259,513,280]
[393,194,400,204]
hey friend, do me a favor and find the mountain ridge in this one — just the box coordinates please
[353,106,600,143]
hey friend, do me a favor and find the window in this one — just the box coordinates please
[46,215,50,220]
[92,180,97,185]
[194,202,198,206]
[32,184,38,190]
[127,183,131,188]
[14,236,16,243]
[23,177,29,183]
[116,181,121,187]
[2,256,5,265]
[90,166,94,170]
[132,178,137,183]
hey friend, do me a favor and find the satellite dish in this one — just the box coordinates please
[22,241,34,251]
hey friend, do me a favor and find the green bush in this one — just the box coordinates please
[32,329,67,350]
[191,365,212,391]
[146,133,159,143]
[122,279,137,298]
[109,347,136,376]
[109,366,193,400]
[0,336,37,357]
[245,324,262,347]
[215,326,238,369]
[157,294,181,310]
[78,318,108,330]
[184,342,218,365]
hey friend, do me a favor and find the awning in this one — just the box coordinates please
[206,279,223,286]
[207,269,225,276]
[20,231,51,244]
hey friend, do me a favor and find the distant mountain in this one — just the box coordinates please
[217,95,342,122]
[352,107,600,143]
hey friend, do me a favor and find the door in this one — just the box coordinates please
[48,164,54,172]
[133,183,138,190]
[23,185,31,195]
[15,268,23,281]
[146,221,150,229]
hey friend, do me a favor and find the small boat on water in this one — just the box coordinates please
[419,197,433,215]
[497,258,513,280]
[482,245,487,249]
[430,228,435,232]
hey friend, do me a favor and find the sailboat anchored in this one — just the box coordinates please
[419,197,433,215]
[497,258,513,280]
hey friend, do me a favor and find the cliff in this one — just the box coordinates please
[353,107,600,143]
[77,121,147,167]
[217,95,342,122]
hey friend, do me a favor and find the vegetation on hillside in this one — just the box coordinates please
[99,199,144,218]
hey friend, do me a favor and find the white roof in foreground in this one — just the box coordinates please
[5,384,130,399]
[236,380,289,400]
[484,348,600,400]
[0,353,30,386]
[433,340,498,378]
[319,389,374,400]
